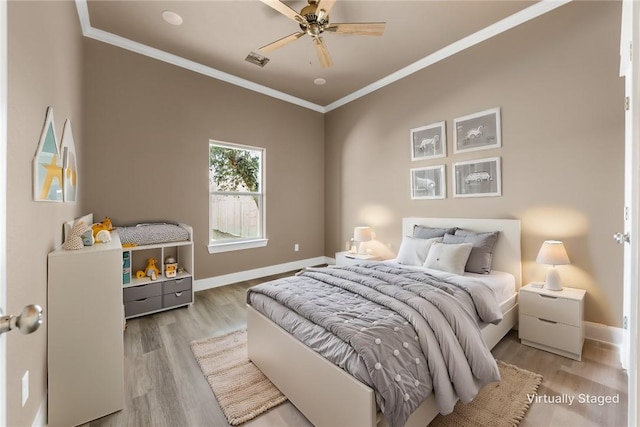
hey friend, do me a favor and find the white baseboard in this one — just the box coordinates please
[584,320,623,347]
[193,256,332,292]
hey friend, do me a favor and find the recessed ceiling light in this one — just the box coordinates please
[314,78,326,86]
[162,10,183,26]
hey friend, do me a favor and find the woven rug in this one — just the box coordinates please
[430,360,543,427]
[190,329,287,426]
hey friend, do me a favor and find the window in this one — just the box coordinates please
[208,140,266,253]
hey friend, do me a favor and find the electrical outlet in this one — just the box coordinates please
[294,243,300,252]
[21,371,29,407]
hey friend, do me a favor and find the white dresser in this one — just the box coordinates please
[518,282,586,361]
[47,234,124,426]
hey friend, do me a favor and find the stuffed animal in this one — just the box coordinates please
[144,258,160,280]
[91,217,113,238]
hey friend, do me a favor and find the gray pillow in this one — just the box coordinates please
[442,230,499,274]
[413,225,457,239]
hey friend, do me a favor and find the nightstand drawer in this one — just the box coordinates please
[519,314,584,355]
[519,290,581,327]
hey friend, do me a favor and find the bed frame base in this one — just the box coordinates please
[248,304,518,427]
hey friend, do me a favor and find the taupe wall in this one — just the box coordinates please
[82,40,325,280]
[7,1,85,426]
[325,1,624,327]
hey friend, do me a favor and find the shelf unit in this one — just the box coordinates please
[121,223,194,319]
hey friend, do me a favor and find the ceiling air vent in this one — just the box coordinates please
[245,51,270,67]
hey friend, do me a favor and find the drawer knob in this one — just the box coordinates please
[175,292,183,297]
[538,318,558,324]
[539,294,558,300]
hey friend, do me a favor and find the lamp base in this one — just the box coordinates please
[544,267,563,291]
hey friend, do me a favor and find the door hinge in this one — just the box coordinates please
[630,41,633,62]
[624,315,629,330]
[625,206,630,221]
[625,96,630,111]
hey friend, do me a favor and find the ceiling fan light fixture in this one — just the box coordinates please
[245,51,270,67]
[161,10,183,26]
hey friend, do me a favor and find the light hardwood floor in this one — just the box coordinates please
[91,274,628,427]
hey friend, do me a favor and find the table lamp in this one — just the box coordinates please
[353,226,373,255]
[536,240,570,291]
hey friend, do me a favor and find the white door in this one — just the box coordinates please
[619,1,640,426]
[0,0,8,424]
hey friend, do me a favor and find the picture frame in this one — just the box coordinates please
[453,107,501,154]
[411,165,446,200]
[33,107,63,202]
[410,121,446,161]
[452,157,501,198]
[61,119,78,203]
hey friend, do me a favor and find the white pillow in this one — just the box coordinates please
[423,242,473,275]
[396,236,443,266]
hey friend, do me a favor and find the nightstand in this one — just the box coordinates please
[519,282,586,361]
[335,251,381,266]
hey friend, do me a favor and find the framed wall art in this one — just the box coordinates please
[411,165,446,200]
[33,107,63,202]
[453,107,501,154]
[452,157,501,198]
[61,119,78,203]
[410,121,446,161]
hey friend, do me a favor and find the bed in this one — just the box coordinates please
[247,217,521,427]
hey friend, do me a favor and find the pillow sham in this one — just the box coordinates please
[423,242,473,275]
[442,230,499,274]
[396,236,442,266]
[413,225,457,239]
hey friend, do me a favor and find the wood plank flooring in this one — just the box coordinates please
[90,273,627,427]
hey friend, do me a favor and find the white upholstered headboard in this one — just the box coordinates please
[402,217,522,288]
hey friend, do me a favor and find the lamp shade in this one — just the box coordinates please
[353,226,372,242]
[536,240,570,266]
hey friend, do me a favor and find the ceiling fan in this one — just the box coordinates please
[259,0,386,68]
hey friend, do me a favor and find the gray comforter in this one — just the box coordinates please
[246,262,502,427]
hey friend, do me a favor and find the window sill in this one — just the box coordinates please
[207,238,269,254]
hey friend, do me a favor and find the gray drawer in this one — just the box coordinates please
[124,295,162,317]
[163,290,192,308]
[123,282,162,302]
[163,277,192,295]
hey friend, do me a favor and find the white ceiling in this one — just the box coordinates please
[79,0,569,112]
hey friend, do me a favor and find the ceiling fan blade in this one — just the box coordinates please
[260,32,306,53]
[316,0,336,21]
[325,22,386,36]
[260,0,307,26]
[312,36,333,68]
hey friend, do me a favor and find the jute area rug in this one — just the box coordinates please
[430,360,543,427]
[191,329,542,427]
[190,329,286,426]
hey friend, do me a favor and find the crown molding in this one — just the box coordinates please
[75,0,571,114]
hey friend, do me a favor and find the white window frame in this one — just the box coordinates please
[208,140,267,254]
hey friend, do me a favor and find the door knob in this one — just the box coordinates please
[0,304,43,336]
[613,232,631,244]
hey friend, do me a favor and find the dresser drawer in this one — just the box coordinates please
[519,313,584,355]
[124,295,162,317]
[519,290,582,327]
[123,282,162,302]
[163,290,192,308]
[163,277,192,295]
